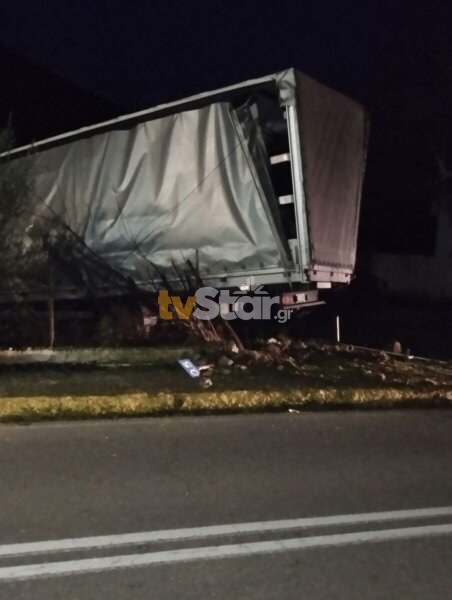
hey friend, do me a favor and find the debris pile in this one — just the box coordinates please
[187,336,452,391]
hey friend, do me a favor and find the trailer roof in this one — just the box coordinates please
[3,69,294,158]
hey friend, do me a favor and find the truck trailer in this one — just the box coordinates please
[1,68,368,309]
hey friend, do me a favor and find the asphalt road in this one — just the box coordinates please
[0,410,451,599]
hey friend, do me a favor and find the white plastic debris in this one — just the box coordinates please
[225,340,240,353]
[218,355,234,367]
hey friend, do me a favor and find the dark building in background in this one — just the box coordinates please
[0,43,122,146]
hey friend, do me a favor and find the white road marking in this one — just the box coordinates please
[1,506,452,559]
[1,522,452,582]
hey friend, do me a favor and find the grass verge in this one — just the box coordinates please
[0,387,451,423]
[0,344,451,422]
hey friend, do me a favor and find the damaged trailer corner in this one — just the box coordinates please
[0,68,368,309]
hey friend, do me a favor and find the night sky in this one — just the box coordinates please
[1,0,451,255]
[0,0,448,109]
[3,0,373,106]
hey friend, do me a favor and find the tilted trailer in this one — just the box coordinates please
[2,68,368,309]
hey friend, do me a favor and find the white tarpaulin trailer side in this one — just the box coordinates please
[1,68,368,298]
[28,102,288,287]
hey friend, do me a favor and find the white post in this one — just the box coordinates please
[336,315,341,343]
